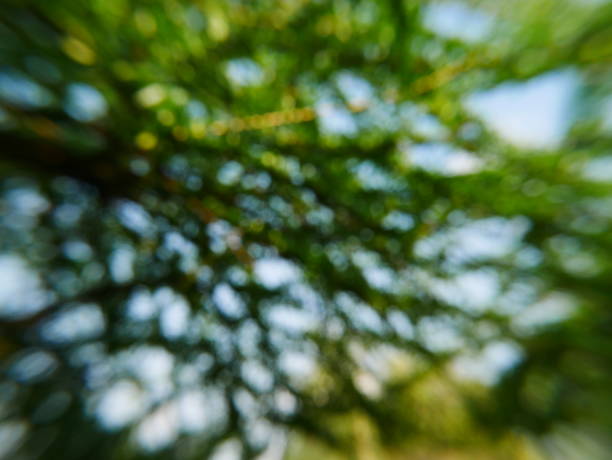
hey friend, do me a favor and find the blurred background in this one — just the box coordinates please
[1,0,611,458]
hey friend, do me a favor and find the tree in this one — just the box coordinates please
[1,0,611,458]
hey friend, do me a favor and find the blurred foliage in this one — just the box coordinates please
[1,0,612,459]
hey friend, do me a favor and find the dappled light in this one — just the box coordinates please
[1,0,612,459]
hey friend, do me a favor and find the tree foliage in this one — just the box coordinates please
[1,0,611,458]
